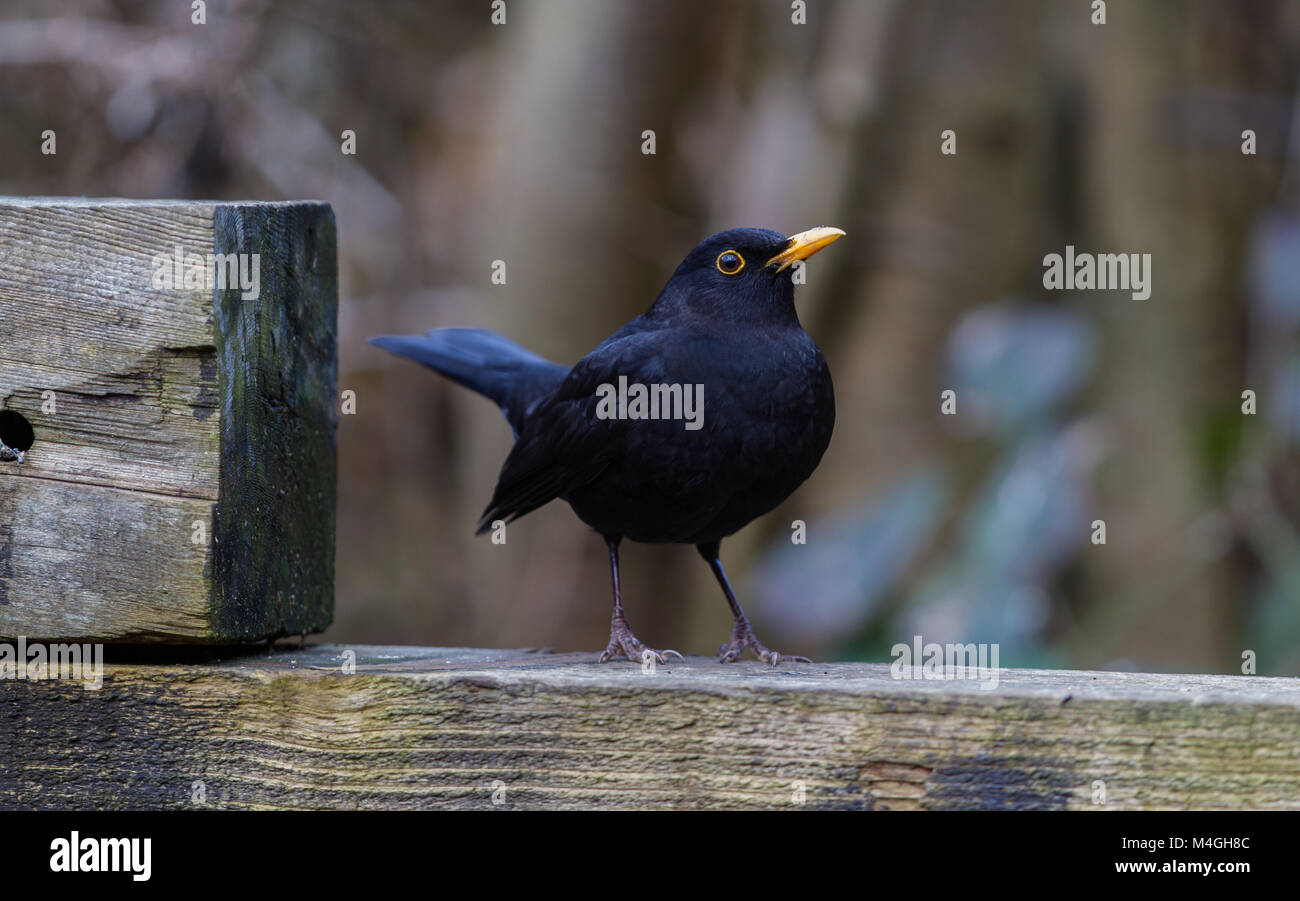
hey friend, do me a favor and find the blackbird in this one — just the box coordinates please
[370,226,843,664]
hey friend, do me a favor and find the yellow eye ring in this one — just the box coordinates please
[716,250,745,275]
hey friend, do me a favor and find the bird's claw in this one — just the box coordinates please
[717,622,810,666]
[598,644,683,665]
[598,620,682,664]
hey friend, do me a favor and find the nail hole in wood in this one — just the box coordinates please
[0,409,34,463]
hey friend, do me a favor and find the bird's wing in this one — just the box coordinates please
[475,334,644,534]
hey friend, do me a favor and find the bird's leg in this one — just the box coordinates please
[697,541,811,666]
[598,536,683,665]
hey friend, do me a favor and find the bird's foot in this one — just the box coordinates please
[717,620,811,666]
[598,617,683,665]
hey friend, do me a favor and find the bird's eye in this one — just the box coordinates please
[716,250,745,275]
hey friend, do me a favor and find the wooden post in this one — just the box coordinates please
[0,199,337,642]
[4,646,1297,810]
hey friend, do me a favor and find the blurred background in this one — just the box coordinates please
[3,0,1300,674]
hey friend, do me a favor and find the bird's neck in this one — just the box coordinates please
[648,282,802,330]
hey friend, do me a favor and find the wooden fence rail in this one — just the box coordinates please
[4,645,1298,810]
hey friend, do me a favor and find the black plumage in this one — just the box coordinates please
[371,226,843,664]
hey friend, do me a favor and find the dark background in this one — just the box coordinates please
[3,0,1299,674]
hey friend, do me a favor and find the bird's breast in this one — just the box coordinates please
[567,331,833,542]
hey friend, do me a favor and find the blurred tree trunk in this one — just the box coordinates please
[1071,0,1294,670]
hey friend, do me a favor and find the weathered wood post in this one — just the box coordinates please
[0,199,337,642]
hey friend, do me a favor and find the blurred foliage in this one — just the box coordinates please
[3,0,1300,674]
[751,467,950,645]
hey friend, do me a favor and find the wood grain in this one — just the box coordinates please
[0,199,336,642]
[0,201,219,497]
[4,645,1298,810]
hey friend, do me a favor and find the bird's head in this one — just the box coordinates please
[651,226,845,323]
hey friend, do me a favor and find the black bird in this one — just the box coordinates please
[371,226,843,664]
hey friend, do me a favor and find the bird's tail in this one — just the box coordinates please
[369,328,568,436]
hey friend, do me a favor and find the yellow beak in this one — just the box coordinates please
[766,226,846,273]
